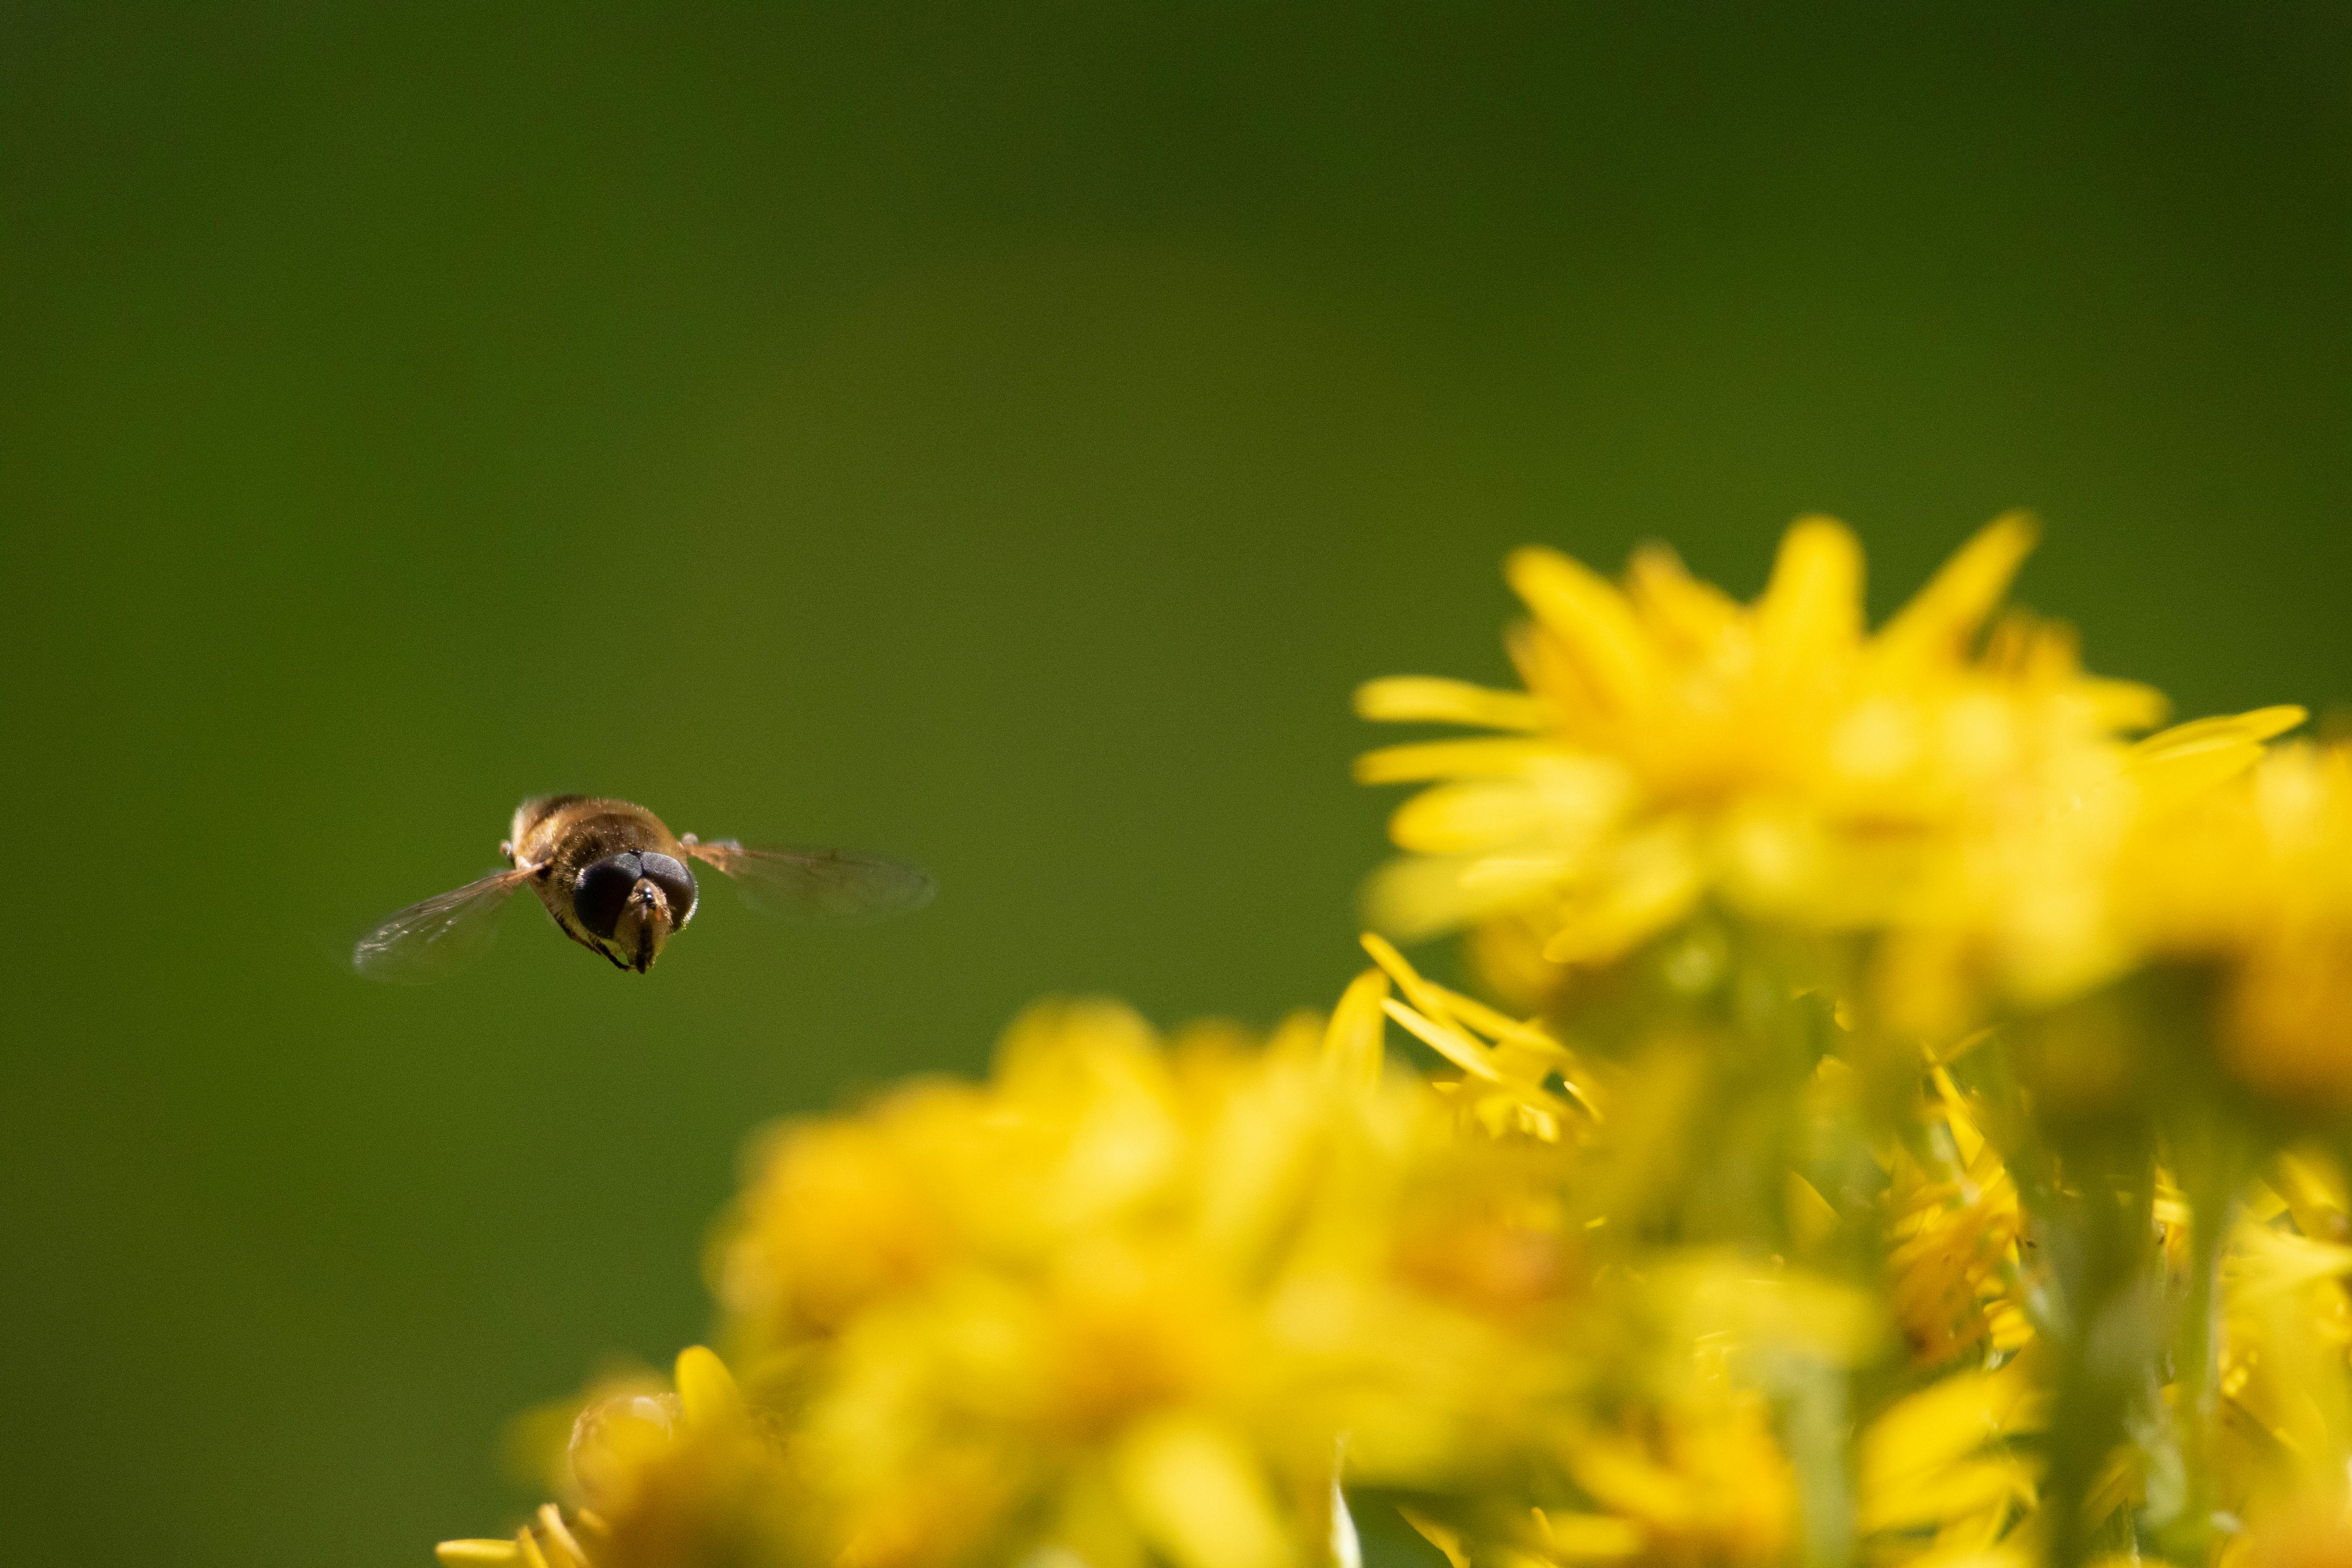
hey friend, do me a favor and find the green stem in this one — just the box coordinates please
[2152,1118,2251,1564]
[2023,1142,2156,1568]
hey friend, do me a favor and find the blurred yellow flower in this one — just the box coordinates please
[1858,1360,2045,1564]
[2229,1504,2352,1568]
[1886,1065,2034,1367]
[1356,514,2166,999]
[704,997,1581,1568]
[2119,741,2352,1110]
[2212,1158,2352,1532]
[1871,702,2306,1042]
[438,1347,787,1568]
[1418,1255,1878,1568]
[1553,1387,1800,1565]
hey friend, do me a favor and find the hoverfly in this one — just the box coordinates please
[352,795,933,981]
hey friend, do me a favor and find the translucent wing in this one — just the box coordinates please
[351,868,533,983]
[683,838,935,926]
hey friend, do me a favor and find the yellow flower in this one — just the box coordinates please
[1857,1360,2046,1564]
[2213,1158,2352,1531]
[1349,932,1596,1143]
[1410,1256,1878,1568]
[705,997,1580,1568]
[2228,1502,2352,1568]
[1356,514,2165,1000]
[1551,1387,1800,1565]
[1885,1064,2034,1368]
[1869,702,2306,1042]
[2116,741,2352,1109]
[437,1347,787,1568]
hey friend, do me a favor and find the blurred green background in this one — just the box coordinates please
[4,5,2349,1564]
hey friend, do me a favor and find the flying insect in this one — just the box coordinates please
[352,795,933,981]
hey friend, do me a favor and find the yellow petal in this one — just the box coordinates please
[1860,1365,2044,1501]
[1112,1413,1295,1568]
[536,1507,589,1568]
[1754,516,1864,683]
[1872,513,2038,673]
[1359,931,1491,1053]
[1436,988,1597,1115]
[1559,1428,1698,1527]
[1420,980,1571,1063]
[1538,830,1702,965]
[1930,1066,1986,1167]
[1398,1508,1470,1568]
[2272,1151,2351,1243]
[1321,967,1390,1088]
[1354,738,1561,784]
[2230,1223,2352,1302]
[2134,705,2307,758]
[2130,704,2307,815]
[435,1544,521,1567]
[1626,543,1743,652]
[1363,854,1566,942]
[1354,675,1548,732]
[673,1345,744,1431]
[1389,780,1554,854]
[2081,677,2170,732]
[1986,1304,2034,1354]
[1859,1454,2040,1535]
[1369,962,1577,1111]
[1381,998,1506,1084]
[1505,546,1662,714]
[1647,1256,1882,1366]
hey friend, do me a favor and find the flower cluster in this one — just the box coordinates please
[1355,517,2161,995]
[438,518,2352,1568]
[447,1003,1583,1568]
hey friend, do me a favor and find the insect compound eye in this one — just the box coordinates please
[573,852,644,939]
[638,852,697,925]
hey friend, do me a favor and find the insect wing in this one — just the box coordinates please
[686,839,935,925]
[351,868,532,983]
